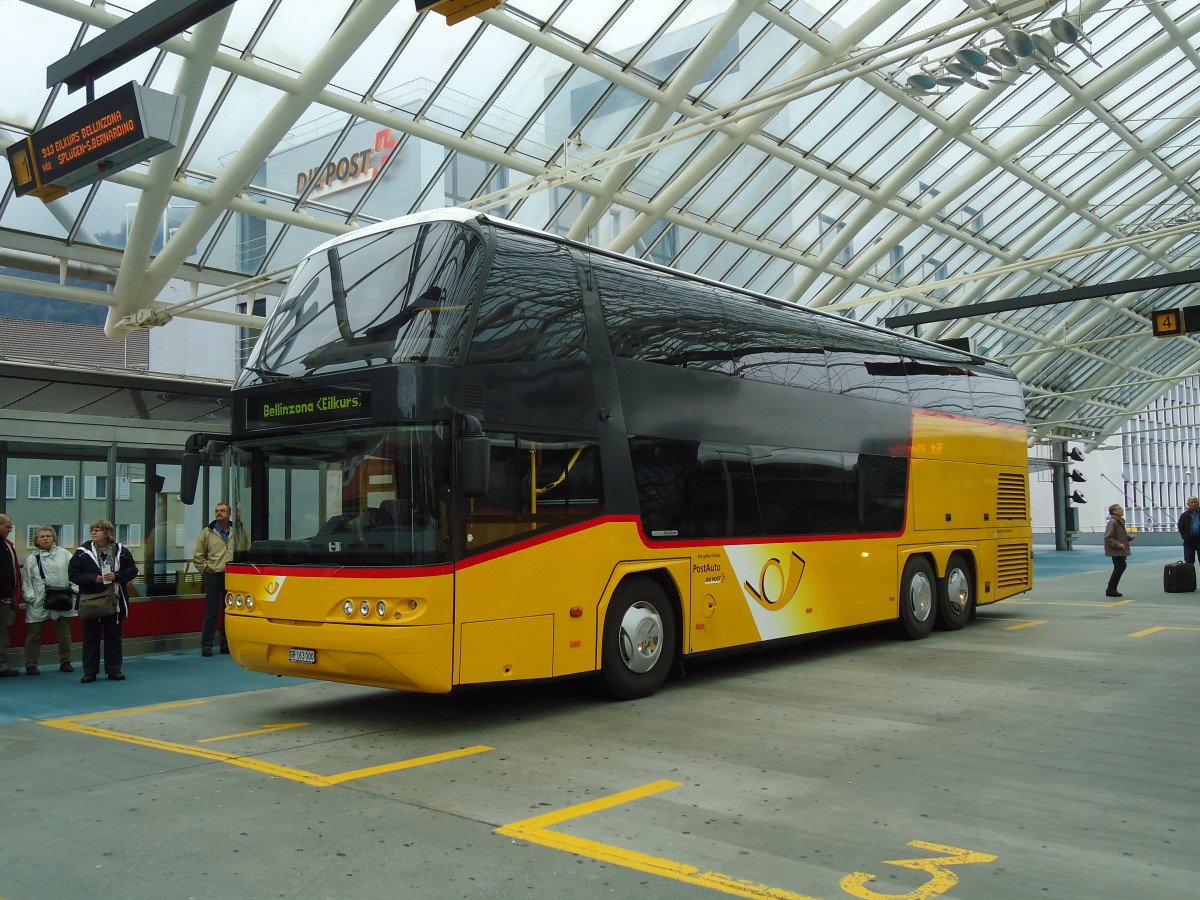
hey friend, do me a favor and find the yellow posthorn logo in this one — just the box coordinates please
[744,551,805,611]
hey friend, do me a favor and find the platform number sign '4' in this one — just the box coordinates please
[1152,308,1184,337]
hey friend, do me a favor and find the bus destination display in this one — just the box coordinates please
[247,384,371,428]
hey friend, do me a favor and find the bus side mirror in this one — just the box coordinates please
[180,433,230,505]
[180,451,201,505]
[460,435,490,498]
[458,416,490,499]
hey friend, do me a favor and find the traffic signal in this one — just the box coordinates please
[1066,445,1086,487]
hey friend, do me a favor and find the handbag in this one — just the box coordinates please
[78,584,119,620]
[35,555,75,612]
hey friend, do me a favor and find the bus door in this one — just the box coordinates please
[455,431,604,684]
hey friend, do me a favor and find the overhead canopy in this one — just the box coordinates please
[3,0,1200,450]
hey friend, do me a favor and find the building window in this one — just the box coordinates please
[818,214,854,267]
[83,475,108,500]
[117,524,143,547]
[5,475,13,500]
[28,475,76,500]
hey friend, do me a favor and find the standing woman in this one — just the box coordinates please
[69,519,138,683]
[1104,503,1134,598]
[22,525,77,674]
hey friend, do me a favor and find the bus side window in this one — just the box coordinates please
[631,438,700,538]
[851,453,908,532]
[464,433,602,553]
[750,446,852,536]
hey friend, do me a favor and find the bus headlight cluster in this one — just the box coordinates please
[343,599,391,619]
[225,593,255,611]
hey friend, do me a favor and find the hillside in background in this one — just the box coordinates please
[0,269,108,325]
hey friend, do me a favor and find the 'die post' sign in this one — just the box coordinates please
[5,81,183,203]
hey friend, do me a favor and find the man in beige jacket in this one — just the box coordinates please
[192,502,246,656]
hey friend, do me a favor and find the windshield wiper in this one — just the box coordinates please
[241,364,300,383]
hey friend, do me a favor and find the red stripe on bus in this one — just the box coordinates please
[230,513,908,578]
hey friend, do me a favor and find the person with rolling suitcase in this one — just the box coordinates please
[1166,498,1200,593]
[1176,497,1200,564]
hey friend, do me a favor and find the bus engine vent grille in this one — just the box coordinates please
[462,383,484,414]
[997,542,1031,588]
[996,472,1028,521]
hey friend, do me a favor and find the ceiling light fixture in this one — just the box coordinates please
[900,12,1100,98]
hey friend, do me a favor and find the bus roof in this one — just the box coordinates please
[304,207,993,369]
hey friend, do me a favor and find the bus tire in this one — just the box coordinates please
[895,556,936,640]
[600,576,676,700]
[936,552,973,631]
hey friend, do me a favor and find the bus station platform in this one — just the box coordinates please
[2,548,1197,900]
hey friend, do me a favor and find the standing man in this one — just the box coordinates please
[1178,497,1200,565]
[192,502,244,657]
[0,513,22,677]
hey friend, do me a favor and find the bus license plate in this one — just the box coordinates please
[289,648,317,664]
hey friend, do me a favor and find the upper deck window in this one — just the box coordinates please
[466,231,588,364]
[244,220,483,380]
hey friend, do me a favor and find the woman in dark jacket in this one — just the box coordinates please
[68,519,138,683]
[1103,503,1134,598]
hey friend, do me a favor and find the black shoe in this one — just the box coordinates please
[107,672,126,681]
[25,665,39,676]
[80,673,97,683]
[60,661,74,673]
[220,647,230,654]
[1106,591,1123,597]
[201,647,213,657]
[0,669,18,678]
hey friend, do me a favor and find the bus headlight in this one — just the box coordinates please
[343,600,354,617]
[245,596,255,611]
[234,594,244,608]
[225,593,234,607]
[377,601,387,618]
[359,600,370,618]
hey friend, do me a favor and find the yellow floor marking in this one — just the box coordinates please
[41,702,491,786]
[977,615,1048,630]
[497,780,823,900]
[1006,599,1133,607]
[199,723,308,743]
[1002,619,1048,631]
[1128,625,1200,638]
[841,841,998,900]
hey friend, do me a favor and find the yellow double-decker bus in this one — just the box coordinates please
[183,208,1031,699]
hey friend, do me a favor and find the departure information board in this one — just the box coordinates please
[5,81,182,202]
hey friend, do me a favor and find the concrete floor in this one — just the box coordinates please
[2,548,1198,900]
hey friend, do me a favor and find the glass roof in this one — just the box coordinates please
[4,0,1200,449]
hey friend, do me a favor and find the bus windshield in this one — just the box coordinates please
[242,220,483,381]
[233,425,451,567]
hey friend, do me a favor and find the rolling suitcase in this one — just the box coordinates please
[1163,561,1197,593]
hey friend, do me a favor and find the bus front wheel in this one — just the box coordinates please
[895,556,936,640]
[936,552,973,631]
[600,576,676,700]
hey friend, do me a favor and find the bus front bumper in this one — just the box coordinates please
[226,614,453,693]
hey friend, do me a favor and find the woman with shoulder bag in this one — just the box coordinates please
[68,519,138,683]
[22,525,78,675]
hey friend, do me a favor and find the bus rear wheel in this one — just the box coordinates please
[895,556,936,640]
[600,576,676,700]
[937,552,973,631]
